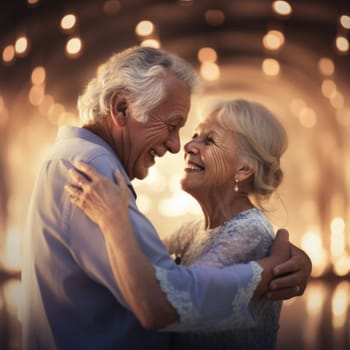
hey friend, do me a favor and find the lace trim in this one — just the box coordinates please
[154,262,263,331]
[154,266,200,328]
[215,261,263,330]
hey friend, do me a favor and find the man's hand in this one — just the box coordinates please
[267,243,312,300]
[254,229,290,297]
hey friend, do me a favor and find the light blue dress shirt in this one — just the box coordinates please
[21,126,261,350]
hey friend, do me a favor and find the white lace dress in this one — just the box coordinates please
[163,208,282,350]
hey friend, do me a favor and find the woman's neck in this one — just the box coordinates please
[200,194,254,229]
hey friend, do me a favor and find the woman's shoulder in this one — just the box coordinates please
[224,208,274,239]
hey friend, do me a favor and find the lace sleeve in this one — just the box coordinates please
[193,212,274,268]
[162,220,201,256]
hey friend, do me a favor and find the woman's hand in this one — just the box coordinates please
[65,162,130,228]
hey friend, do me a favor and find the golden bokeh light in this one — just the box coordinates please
[262,58,280,76]
[28,85,45,106]
[330,217,346,258]
[65,37,83,58]
[330,91,344,110]
[200,62,220,81]
[262,30,285,51]
[135,20,155,37]
[321,79,337,98]
[61,14,77,31]
[272,0,292,16]
[340,15,350,29]
[2,45,15,63]
[197,47,217,63]
[298,107,317,128]
[335,36,349,53]
[318,57,335,76]
[332,282,350,328]
[301,231,329,277]
[15,36,29,56]
[140,39,160,48]
[38,94,55,116]
[31,66,46,85]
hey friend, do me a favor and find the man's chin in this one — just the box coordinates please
[135,168,150,180]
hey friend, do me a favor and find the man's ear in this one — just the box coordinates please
[110,91,128,126]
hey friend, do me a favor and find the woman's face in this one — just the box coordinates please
[181,112,242,197]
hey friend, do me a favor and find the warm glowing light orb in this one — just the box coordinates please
[197,47,217,63]
[335,36,349,52]
[15,36,29,55]
[61,14,77,30]
[2,45,15,63]
[340,15,350,29]
[262,30,285,50]
[31,66,46,85]
[140,39,160,48]
[318,57,335,76]
[272,1,292,16]
[262,58,280,76]
[65,37,83,57]
[135,20,155,36]
[200,62,220,81]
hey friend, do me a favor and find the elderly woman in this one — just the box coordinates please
[66,99,306,349]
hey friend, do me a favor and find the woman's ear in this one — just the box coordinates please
[236,164,255,181]
[110,91,128,126]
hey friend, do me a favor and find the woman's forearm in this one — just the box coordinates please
[100,215,179,329]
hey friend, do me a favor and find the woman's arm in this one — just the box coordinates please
[66,165,178,330]
[65,162,310,327]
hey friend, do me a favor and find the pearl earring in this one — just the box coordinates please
[234,177,239,192]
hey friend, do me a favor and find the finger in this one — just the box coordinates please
[267,286,301,300]
[270,274,300,290]
[270,229,290,262]
[64,184,82,197]
[68,168,90,187]
[275,228,289,243]
[273,257,300,276]
[75,161,100,181]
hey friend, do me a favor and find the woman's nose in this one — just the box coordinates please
[184,139,198,154]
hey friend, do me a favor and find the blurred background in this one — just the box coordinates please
[0,0,349,349]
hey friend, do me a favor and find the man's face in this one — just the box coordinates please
[123,74,191,180]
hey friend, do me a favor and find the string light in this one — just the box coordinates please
[272,0,292,16]
[61,14,77,31]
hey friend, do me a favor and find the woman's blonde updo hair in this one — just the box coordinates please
[209,99,288,205]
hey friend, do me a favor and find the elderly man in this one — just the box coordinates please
[21,46,311,350]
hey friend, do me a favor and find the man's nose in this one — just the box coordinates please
[165,131,181,154]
